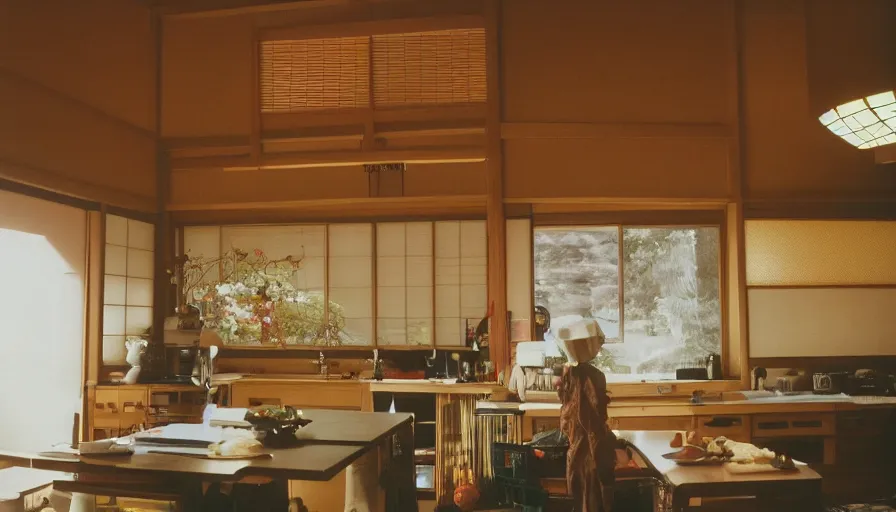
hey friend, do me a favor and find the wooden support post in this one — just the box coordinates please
[485,0,508,379]
[83,210,105,441]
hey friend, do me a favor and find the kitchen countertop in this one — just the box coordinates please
[480,393,896,418]
[229,374,504,394]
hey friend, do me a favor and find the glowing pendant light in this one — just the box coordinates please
[819,90,896,149]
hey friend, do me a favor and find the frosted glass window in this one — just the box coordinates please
[102,215,155,364]
[745,220,896,286]
[188,225,328,346]
[183,226,221,284]
[221,225,327,295]
[376,222,434,346]
[328,224,373,346]
[435,220,487,346]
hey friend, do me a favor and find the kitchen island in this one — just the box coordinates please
[222,375,505,507]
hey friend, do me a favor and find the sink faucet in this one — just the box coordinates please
[318,351,328,377]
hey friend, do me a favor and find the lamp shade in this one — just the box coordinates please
[819,90,896,149]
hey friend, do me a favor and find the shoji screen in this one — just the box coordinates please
[221,225,327,301]
[103,214,154,364]
[434,220,487,347]
[376,222,434,346]
[185,225,328,346]
[0,189,85,452]
[745,220,896,357]
[328,224,374,346]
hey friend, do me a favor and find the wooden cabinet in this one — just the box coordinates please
[751,413,835,438]
[230,381,363,410]
[751,413,836,465]
[93,386,147,435]
[696,415,751,442]
[522,414,696,441]
[89,384,204,440]
[612,416,694,432]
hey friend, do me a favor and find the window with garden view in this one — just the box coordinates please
[534,226,721,381]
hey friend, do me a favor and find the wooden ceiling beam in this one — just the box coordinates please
[153,0,484,20]
[151,0,329,19]
[259,14,484,41]
[169,146,486,171]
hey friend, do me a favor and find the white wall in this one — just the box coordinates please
[0,189,85,452]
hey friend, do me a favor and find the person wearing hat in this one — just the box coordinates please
[552,316,617,512]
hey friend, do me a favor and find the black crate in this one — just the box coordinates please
[492,442,541,485]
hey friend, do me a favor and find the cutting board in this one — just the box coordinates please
[724,463,786,474]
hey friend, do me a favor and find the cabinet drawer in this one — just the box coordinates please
[233,382,362,410]
[697,415,751,442]
[118,389,148,408]
[752,413,835,437]
[612,416,693,431]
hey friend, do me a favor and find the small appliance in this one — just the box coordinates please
[850,369,891,396]
[777,369,811,392]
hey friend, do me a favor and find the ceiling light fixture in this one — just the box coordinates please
[819,90,896,149]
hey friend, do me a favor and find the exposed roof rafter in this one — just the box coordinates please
[146,0,335,19]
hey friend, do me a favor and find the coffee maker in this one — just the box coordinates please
[163,315,201,383]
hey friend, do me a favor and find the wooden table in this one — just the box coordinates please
[0,410,418,512]
[620,430,823,511]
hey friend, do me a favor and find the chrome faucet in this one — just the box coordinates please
[318,351,328,377]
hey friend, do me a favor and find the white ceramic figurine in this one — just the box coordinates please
[122,337,148,385]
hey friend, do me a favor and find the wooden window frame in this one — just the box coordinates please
[532,209,734,391]
[176,215,488,352]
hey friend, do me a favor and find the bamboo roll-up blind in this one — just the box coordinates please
[372,28,486,107]
[260,37,371,112]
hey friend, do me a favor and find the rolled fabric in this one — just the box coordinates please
[344,448,379,512]
[48,490,97,512]
[215,438,263,457]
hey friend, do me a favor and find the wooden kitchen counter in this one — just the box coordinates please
[232,375,501,394]
[362,379,503,395]
[228,376,504,413]
[519,396,896,418]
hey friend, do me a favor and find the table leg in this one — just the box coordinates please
[669,491,690,512]
[381,421,418,512]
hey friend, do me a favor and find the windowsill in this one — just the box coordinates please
[606,379,744,398]
[521,379,744,403]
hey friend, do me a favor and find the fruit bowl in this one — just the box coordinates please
[245,405,311,446]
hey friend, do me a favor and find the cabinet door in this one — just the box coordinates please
[612,416,693,431]
[94,388,121,429]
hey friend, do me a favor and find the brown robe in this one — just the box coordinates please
[558,363,617,512]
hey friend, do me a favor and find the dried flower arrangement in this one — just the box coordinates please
[175,248,344,347]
